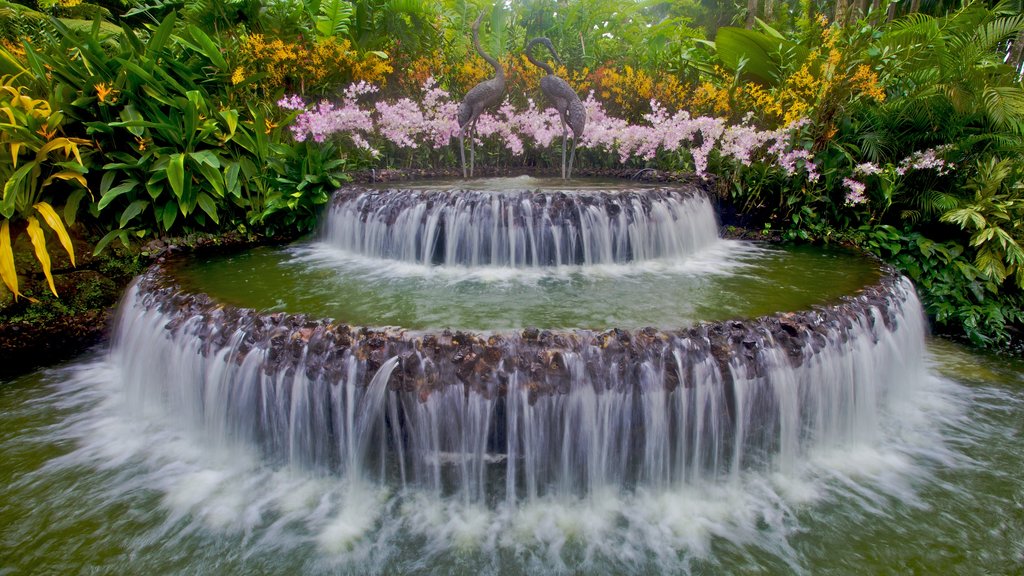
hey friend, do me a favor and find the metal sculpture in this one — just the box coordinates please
[524,37,586,179]
[457,11,506,178]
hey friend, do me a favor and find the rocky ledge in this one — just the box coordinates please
[131,255,909,403]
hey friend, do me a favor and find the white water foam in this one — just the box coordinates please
[11,281,978,574]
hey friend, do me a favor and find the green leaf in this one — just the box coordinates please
[147,12,177,56]
[189,150,221,168]
[161,201,178,230]
[316,0,354,39]
[225,161,240,197]
[118,104,145,138]
[100,170,116,195]
[186,25,228,71]
[196,161,225,197]
[219,109,238,137]
[167,153,185,199]
[64,188,87,226]
[92,228,126,256]
[197,192,219,224]
[97,180,139,210]
[119,199,149,228]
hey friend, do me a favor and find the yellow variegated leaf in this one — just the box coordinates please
[10,141,19,168]
[42,170,88,190]
[0,219,21,300]
[34,202,74,267]
[37,137,71,157]
[25,216,56,296]
[1,105,14,124]
[63,140,82,166]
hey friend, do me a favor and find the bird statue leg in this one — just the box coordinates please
[459,126,468,178]
[560,121,568,179]
[567,136,578,179]
[469,122,476,178]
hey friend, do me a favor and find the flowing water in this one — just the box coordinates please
[1,337,1021,574]
[2,178,1021,574]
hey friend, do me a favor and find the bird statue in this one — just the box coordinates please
[457,11,506,178]
[524,37,586,179]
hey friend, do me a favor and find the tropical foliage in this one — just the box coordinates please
[0,0,1023,348]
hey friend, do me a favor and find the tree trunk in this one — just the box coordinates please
[835,0,850,25]
[746,0,759,28]
[1011,29,1024,75]
[909,0,921,14]
[764,0,775,22]
[886,0,897,22]
[855,0,869,20]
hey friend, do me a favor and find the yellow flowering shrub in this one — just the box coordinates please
[734,16,886,146]
[236,35,392,96]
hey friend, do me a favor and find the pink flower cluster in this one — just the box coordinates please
[278,80,820,180]
[287,82,378,154]
[375,77,459,149]
[896,148,952,176]
[843,178,868,206]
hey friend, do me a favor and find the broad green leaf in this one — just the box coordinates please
[316,0,354,39]
[197,192,219,224]
[147,12,177,56]
[65,188,87,226]
[196,161,225,197]
[712,27,808,86]
[118,104,145,137]
[100,170,116,195]
[225,161,240,197]
[189,150,221,168]
[34,202,74,267]
[98,180,138,210]
[186,25,228,70]
[92,228,125,256]
[167,153,185,199]
[219,109,238,137]
[119,199,148,228]
[161,201,177,230]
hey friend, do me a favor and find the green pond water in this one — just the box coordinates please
[169,241,881,331]
[0,339,1021,574]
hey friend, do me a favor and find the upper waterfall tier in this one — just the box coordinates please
[322,178,720,267]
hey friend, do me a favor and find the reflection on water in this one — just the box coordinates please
[171,242,880,331]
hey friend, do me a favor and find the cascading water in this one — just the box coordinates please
[322,181,720,266]
[4,178,1019,575]
[109,177,928,505]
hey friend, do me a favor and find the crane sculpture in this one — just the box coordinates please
[524,37,586,179]
[457,11,505,178]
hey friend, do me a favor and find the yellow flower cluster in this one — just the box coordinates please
[236,35,392,95]
[590,65,690,121]
[688,80,732,117]
[850,64,885,102]
[0,39,25,59]
[594,65,652,120]
[395,52,446,93]
[736,19,887,138]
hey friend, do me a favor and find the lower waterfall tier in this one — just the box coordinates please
[115,264,924,499]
